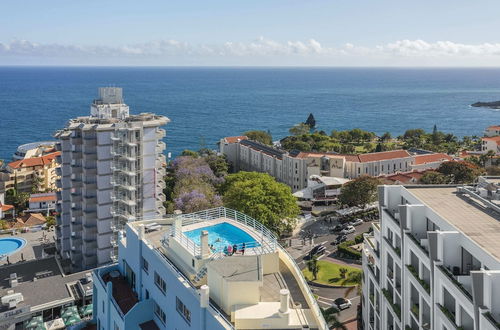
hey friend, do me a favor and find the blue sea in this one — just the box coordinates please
[1,67,500,161]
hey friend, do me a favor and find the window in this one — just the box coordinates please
[154,272,166,294]
[142,257,149,274]
[176,297,191,324]
[145,289,150,300]
[154,300,166,324]
[114,322,119,330]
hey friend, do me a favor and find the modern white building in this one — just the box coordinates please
[12,141,57,161]
[484,125,500,137]
[92,207,327,330]
[362,183,500,330]
[54,87,169,272]
[28,192,56,214]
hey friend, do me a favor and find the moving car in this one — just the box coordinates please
[350,218,364,226]
[332,235,347,245]
[340,225,355,235]
[334,298,352,310]
[310,244,326,257]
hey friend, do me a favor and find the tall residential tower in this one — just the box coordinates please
[55,87,169,272]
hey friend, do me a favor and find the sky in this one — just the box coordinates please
[1,0,500,66]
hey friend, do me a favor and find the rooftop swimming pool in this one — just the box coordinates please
[0,238,26,258]
[184,222,259,253]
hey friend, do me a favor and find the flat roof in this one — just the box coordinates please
[0,257,90,312]
[407,187,500,261]
[209,256,261,282]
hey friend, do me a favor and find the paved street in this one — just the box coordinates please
[286,215,374,325]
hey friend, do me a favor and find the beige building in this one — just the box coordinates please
[484,125,500,137]
[220,137,449,192]
[0,151,60,193]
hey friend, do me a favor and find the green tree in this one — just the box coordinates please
[307,256,320,280]
[338,176,380,208]
[45,216,56,228]
[0,220,9,230]
[289,123,311,136]
[437,161,482,184]
[380,132,392,142]
[5,189,29,213]
[339,267,348,279]
[321,307,347,330]
[180,149,199,158]
[419,171,448,184]
[343,271,363,297]
[205,154,229,178]
[244,130,272,145]
[222,172,299,236]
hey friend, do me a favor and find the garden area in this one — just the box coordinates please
[302,260,362,286]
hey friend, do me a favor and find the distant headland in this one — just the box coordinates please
[471,100,500,109]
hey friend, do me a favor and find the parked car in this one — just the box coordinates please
[340,225,355,235]
[334,298,352,310]
[350,218,364,226]
[310,244,326,257]
[330,224,345,233]
[332,235,347,245]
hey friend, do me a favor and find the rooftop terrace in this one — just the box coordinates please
[407,186,500,261]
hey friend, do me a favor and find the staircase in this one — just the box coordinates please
[192,252,225,284]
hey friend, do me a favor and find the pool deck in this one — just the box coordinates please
[0,229,56,266]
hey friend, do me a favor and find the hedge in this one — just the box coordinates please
[337,240,362,260]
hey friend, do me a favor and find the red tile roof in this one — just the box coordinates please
[487,125,500,130]
[14,213,47,227]
[1,204,14,212]
[482,136,500,145]
[414,153,453,165]
[357,150,411,162]
[29,193,56,203]
[8,151,60,169]
[223,136,248,144]
[382,170,428,184]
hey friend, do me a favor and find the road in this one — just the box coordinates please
[286,216,373,324]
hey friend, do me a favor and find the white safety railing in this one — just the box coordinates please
[167,207,278,256]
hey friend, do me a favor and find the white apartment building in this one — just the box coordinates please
[220,137,427,191]
[92,207,327,330]
[484,125,500,137]
[362,183,500,330]
[54,87,169,272]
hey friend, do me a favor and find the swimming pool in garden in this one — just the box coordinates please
[0,238,26,258]
[184,222,260,252]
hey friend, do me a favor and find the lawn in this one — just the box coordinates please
[302,260,362,286]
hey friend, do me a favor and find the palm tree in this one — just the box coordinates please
[321,307,347,330]
[307,256,320,280]
[343,271,363,297]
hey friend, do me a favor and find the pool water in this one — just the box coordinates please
[0,238,26,256]
[184,222,259,252]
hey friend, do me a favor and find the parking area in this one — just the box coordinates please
[286,213,375,325]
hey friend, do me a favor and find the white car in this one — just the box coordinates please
[334,298,352,310]
[350,218,363,226]
[340,225,355,235]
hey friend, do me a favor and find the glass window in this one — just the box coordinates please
[142,257,149,274]
[154,272,167,294]
[154,300,166,324]
[176,297,191,324]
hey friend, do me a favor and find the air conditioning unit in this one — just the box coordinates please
[1,291,23,308]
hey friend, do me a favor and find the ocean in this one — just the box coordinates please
[1,67,500,161]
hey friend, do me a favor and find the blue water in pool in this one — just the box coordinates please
[184,222,259,252]
[0,238,26,256]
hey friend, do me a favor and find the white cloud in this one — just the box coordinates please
[1,38,500,65]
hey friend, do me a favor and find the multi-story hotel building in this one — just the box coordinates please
[0,151,60,193]
[93,207,327,329]
[362,182,500,330]
[220,137,450,192]
[54,87,169,272]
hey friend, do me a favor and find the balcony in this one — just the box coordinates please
[384,237,401,258]
[101,269,139,318]
[438,303,459,328]
[383,207,400,226]
[484,312,500,330]
[382,288,401,320]
[407,264,430,294]
[437,265,473,301]
[406,232,429,256]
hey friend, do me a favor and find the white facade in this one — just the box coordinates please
[484,126,500,137]
[221,138,428,192]
[54,87,169,272]
[93,207,327,330]
[362,184,500,330]
[28,192,56,213]
[482,137,500,154]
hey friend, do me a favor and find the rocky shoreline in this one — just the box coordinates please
[471,101,500,109]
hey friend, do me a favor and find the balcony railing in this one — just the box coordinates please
[438,265,473,301]
[407,264,430,293]
[382,288,401,320]
[406,232,429,256]
[438,303,458,328]
[484,312,500,330]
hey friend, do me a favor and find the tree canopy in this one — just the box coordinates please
[338,176,380,207]
[436,161,482,184]
[289,123,311,136]
[244,130,272,145]
[419,171,448,184]
[222,171,299,236]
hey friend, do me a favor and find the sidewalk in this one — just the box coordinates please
[323,255,362,269]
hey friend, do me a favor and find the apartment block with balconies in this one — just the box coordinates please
[363,184,500,330]
[54,87,169,272]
